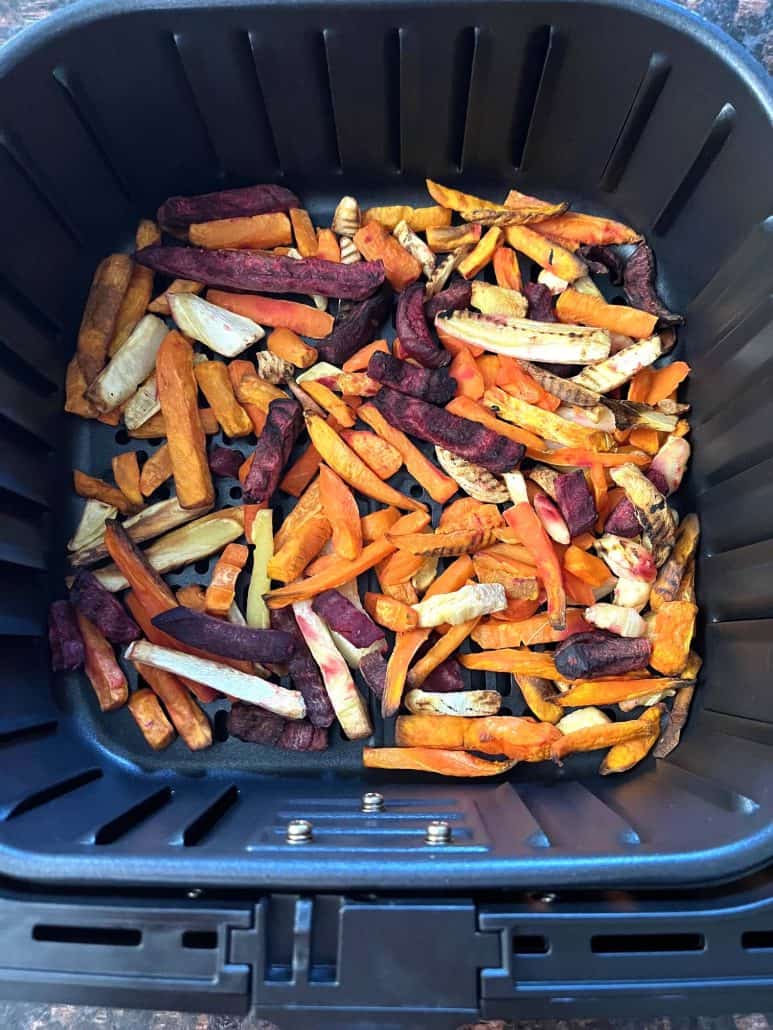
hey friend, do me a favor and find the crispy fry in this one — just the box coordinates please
[208,289,334,339]
[301,379,356,427]
[649,600,697,675]
[563,544,611,587]
[111,452,143,509]
[319,464,363,560]
[504,225,586,282]
[407,618,479,688]
[460,649,559,678]
[458,226,503,279]
[425,223,482,253]
[127,407,219,439]
[450,346,485,400]
[136,663,212,749]
[515,674,563,723]
[73,470,141,516]
[339,430,402,480]
[342,339,389,373]
[651,514,700,609]
[189,212,292,250]
[268,515,331,583]
[204,542,248,617]
[361,506,401,542]
[266,326,318,369]
[109,234,159,356]
[353,221,421,291]
[389,527,496,557]
[600,706,662,774]
[137,445,172,497]
[194,359,252,438]
[493,246,523,292]
[534,212,642,246]
[363,747,517,777]
[77,254,134,384]
[65,355,99,418]
[551,712,655,762]
[128,688,175,749]
[364,592,418,632]
[395,713,562,760]
[556,288,657,340]
[472,610,590,648]
[288,208,319,257]
[76,611,128,711]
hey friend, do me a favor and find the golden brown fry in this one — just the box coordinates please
[194,359,253,438]
[395,714,562,761]
[77,254,134,384]
[389,528,496,557]
[108,221,161,356]
[650,514,700,610]
[111,452,143,508]
[653,685,696,758]
[648,600,698,675]
[406,618,480,688]
[127,407,219,439]
[514,674,563,724]
[484,388,612,450]
[135,663,213,750]
[363,747,517,777]
[65,356,99,419]
[139,444,173,497]
[175,584,207,611]
[551,713,654,762]
[148,278,205,316]
[600,706,662,774]
[128,688,175,750]
[555,677,692,707]
[73,469,141,516]
[459,649,560,679]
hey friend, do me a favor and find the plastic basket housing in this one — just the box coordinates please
[0,0,770,893]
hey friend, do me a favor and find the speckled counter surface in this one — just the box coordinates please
[0,0,770,1027]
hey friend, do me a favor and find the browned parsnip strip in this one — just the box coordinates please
[77,254,134,384]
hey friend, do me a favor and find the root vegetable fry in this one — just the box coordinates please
[533,491,571,544]
[305,411,426,512]
[649,600,697,675]
[610,462,676,567]
[288,207,318,257]
[585,603,647,638]
[556,288,657,340]
[505,224,586,281]
[486,388,610,450]
[436,309,610,365]
[564,545,611,587]
[364,592,418,632]
[339,430,402,480]
[267,534,398,608]
[136,664,212,749]
[311,589,385,650]
[554,630,651,679]
[76,612,128,711]
[319,465,363,560]
[406,618,479,688]
[273,478,323,551]
[291,600,372,739]
[280,445,321,497]
[653,683,696,758]
[645,361,690,405]
[412,583,506,627]
[245,508,273,630]
[551,712,654,762]
[77,254,134,384]
[148,279,204,316]
[176,584,207,611]
[504,472,566,631]
[343,339,389,373]
[103,519,176,617]
[389,527,496,558]
[446,396,544,451]
[73,470,141,516]
[316,227,341,262]
[395,714,562,760]
[128,688,175,749]
[426,224,482,253]
[358,403,457,503]
[65,355,99,418]
[556,677,689,706]
[158,184,299,230]
[460,649,559,678]
[68,499,117,554]
[600,706,662,774]
[353,221,421,291]
[138,445,172,497]
[204,542,248,616]
[49,600,85,671]
[127,406,218,439]
[189,211,292,250]
[376,548,425,590]
[363,747,517,777]
[194,360,252,437]
[111,452,142,509]
[268,515,331,583]
[534,212,642,246]
[126,640,305,719]
[301,380,356,427]
[571,335,662,394]
[458,226,502,279]
[208,290,333,339]
[267,327,317,369]
[156,331,214,510]
[404,689,501,716]
[244,398,303,505]
[362,506,401,542]
[450,346,485,399]
[651,513,700,609]
[493,246,523,291]
[514,674,563,723]
[472,610,590,648]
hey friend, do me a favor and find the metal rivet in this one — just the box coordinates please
[536,891,557,904]
[425,820,452,845]
[186,888,203,900]
[286,818,313,844]
[361,792,384,813]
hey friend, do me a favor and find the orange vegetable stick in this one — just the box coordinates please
[147,278,204,316]
[189,212,292,250]
[532,211,641,246]
[316,227,341,262]
[267,327,318,369]
[126,408,218,440]
[628,427,660,454]
[572,531,596,551]
[103,520,176,618]
[407,618,480,688]
[440,497,504,534]
[556,289,657,340]
[381,555,473,717]
[460,649,559,678]
[445,396,544,451]
[450,346,485,399]
[267,537,396,609]
[204,542,248,616]
[472,609,589,648]
[156,331,215,510]
[364,592,419,632]
[490,597,542,622]
[176,584,208,611]
[476,354,500,390]
[340,430,402,480]
[363,747,517,777]
[208,290,334,339]
[76,254,134,385]
[493,246,523,292]
[127,688,175,750]
[306,411,426,511]
[227,360,269,435]
[279,444,321,497]
[319,465,363,561]
[139,443,173,497]
[73,469,141,516]
[377,548,425,589]
[136,663,212,750]
[242,503,264,544]
[273,478,322,551]
[358,403,457,504]
[267,516,331,583]
[111,451,143,508]
[531,446,649,469]
[503,502,566,631]
[342,339,389,373]
[289,208,319,257]
[588,463,607,520]
[301,380,356,427]
[195,360,252,438]
[75,612,128,711]
[458,226,503,279]
[334,372,380,397]
[361,506,401,542]
[563,569,596,606]
[646,362,691,405]
[495,356,520,387]
[505,225,586,282]
[627,368,654,403]
[108,224,159,356]
[563,544,610,587]
[395,713,562,761]
[353,222,421,291]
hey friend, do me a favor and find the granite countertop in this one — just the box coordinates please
[0,0,770,1027]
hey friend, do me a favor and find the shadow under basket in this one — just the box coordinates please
[0,0,770,892]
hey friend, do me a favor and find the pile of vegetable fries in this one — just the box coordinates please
[50,177,699,775]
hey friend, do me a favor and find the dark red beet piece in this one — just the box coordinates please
[70,570,141,644]
[554,470,597,538]
[367,352,457,405]
[373,387,524,473]
[578,245,624,284]
[604,465,672,536]
[153,608,295,662]
[228,703,285,745]
[524,282,556,322]
[208,445,244,479]
[395,284,450,368]
[423,278,472,322]
[422,658,466,692]
[316,284,393,365]
[135,246,386,301]
[270,607,335,727]
[243,398,302,504]
[157,184,299,231]
[623,244,683,327]
[359,651,387,698]
[554,630,651,679]
[48,600,85,672]
[312,589,385,648]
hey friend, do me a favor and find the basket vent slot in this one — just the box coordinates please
[516,25,562,171]
[591,932,705,954]
[318,30,343,173]
[742,930,773,951]
[94,786,173,845]
[182,930,218,950]
[6,769,103,819]
[0,337,58,397]
[33,925,141,947]
[170,34,225,181]
[182,785,239,846]
[450,26,478,172]
[600,52,670,192]
[513,933,549,954]
[0,720,58,747]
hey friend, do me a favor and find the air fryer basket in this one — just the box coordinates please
[0,0,770,891]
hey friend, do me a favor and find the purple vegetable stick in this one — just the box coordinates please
[243,398,302,504]
[312,590,385,648]
[153,608,296,662]
[316,284,393,365]
[524,282,556,322]
[270,607,335,727]
[157,184,300,231]
[48,600,85,672]
[70,570,141,644]
[554,630,651,680]
[208,445,245,479]
[367,352,457,405]
[395,284,450,368]
[554,470,597,538]
[423,278,472,323]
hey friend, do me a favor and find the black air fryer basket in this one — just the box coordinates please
[0,0,771,1022]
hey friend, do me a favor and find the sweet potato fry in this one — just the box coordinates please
[77,254,134,384]
[533,212,642,246]
[458,226,502,279]
[65,356,99,418]
[194,359,252,438]
[342,338,389,373]
[315,227,341,262]
[389,527,496,558]
[268,515,331,583]
[127,407,219,439]
[645,361,691,405]
[514,674,563,723]
[148,278,204,316]
[600,705,662,774]
[563,545,610,587]
[273,478,322,551]
[156,331,214,510]
[395,713,561,761]
[376,548,425,590]
[288,208,318,257]
[505,225,586,282]
[361,506,401,542]
[460,649,559,678]
[279,444,321,497]
[556,288,657,340]
[137,444,172,497]
[111,452,143,509]
[472,609,589,648]
[406,618,479,688]
[339,430,402,480]
[450,346,485,399]
[493,246,523,292]
[108,224,160,356]
[189,212,292,250]
[75,611,128,712]
[128,687,175,749]
[649,600,697,675]
[446,396,545,451]
[204,542,248,617]
[551,712,654,762]
[557,677,690,707]
[73,470,141,516]
[208,290,334,339]
[301,380,356,427]
[319,465,362,561]
[103,519,176,618]
[651,514,700,610]
[353,221,421,291]
[363,747,517,777]
[175,584,207,611]
[267,327,318,368]
[358,403,457,503]
[364,592,418,632]
[136,663,212,750]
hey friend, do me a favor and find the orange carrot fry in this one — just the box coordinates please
[460,649,559,678]
[556,288,657,340]
[563,544,611,587]
[139,444,173,497]
[363,747,517,777]
[136,663,212,750]
[446,396,545,451]
[646,362,691,405]
[407,618,480,688]
[472,609,589,648]
[189,212,291,250]
[450,346,485,399]
[208,290,334,339]
[204,542,248,617]
[128,688,175,750]
[301,380,356,427]
[551,715,654,762]
[362,506,401,542]
[629,427,660,454]
[267,327,318,369]
[476,354,501,390]
[127,408,219,440]
[493,246,523,292]
[364,592,419,632]
[103,520,177,618]
[76,254,134,384]
[273,478,323,552]
[505,225,586,281]
[316,227,341,262]
[342,339,390,373]
[532,446,650,469]
[319,465,363,560]
[340,430,402,479]
[147,278,204,316]
[111,452,143,508]
[395,713,562,761]
[227,360,269,435]
[267,516,331,583]
[353,222,421,291]
[194,359,253,438]
[73,470,140,516]
[458,226,502,279]
[358,403,457,503]
[503,502,566,632]
[76,612,128,711]
[628,368,654,403]
[289,208,319,257]
[563,569,596,606]
[266,537,397,608]
[279,444,321,497]
[533,212,641,246]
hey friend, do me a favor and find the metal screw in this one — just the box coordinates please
[536,891,557,904]
[425,820,452,845]
[361,792,385,813]
[186,888,203,900]
[286,818,313,844]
